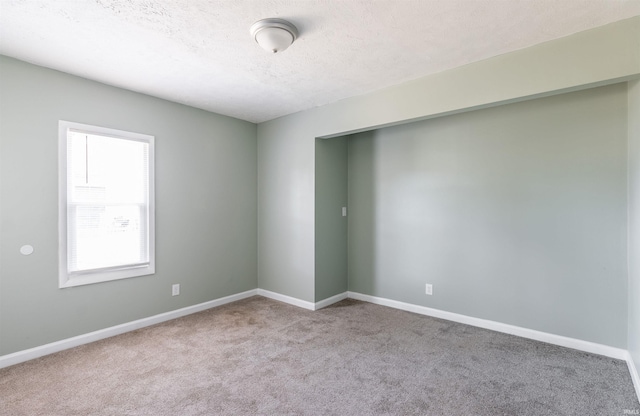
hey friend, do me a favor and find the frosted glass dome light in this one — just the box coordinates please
[250,18,298,54]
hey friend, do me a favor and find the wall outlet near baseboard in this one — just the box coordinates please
[425,284,433,295]
[172,284,180,296]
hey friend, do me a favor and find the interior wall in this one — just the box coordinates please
[348,84,628,348]
[629,79,640,376]
[256,121,316,301]
[0,56,258,355]
[315,137,348,302]
[257,17,639,305]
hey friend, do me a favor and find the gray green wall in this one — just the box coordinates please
[315,137,348,302]
[0,56,257,355]
[629,79,640,378]
[257,121,315,301]
[348,85,628,347]
[258,17,639,305]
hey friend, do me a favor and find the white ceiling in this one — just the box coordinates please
[1,1,639,123]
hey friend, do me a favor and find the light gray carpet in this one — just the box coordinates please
[1,296,638,415]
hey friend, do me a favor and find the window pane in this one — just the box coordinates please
[70,205,146,271]
[67,130,149,273]
[68,131,149,204]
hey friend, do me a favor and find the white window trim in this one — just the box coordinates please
[58,120,155,288]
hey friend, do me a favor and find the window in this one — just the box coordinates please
[59,121,155,288]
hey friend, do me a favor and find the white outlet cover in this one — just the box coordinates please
[425,284,433,295]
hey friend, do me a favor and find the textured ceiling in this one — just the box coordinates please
[1,1,639,123]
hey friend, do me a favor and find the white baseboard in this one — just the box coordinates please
[347,291,628,360]
[315,292,348,310]
[256,289,348,311]
[626,351,640,402]
[0,289,258,369]
[256,288,315,310]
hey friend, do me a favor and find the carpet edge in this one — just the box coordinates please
[347,291,628,360]
[625,351,640,404]
[0,289,258,369]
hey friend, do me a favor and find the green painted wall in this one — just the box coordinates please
[0,56,257,355]
[258,17,640,304]
[315,137,348,302]
[257,121,315,301]
[629,79,640,379]
[348,84,628,348]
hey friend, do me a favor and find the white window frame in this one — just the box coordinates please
[59,120,155,288]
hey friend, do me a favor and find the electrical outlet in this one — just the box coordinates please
[425,284,433,295]
[172,284,180,296]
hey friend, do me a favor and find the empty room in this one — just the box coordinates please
[1,1,640,415]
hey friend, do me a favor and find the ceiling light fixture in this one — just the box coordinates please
[250,18,298,54]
